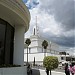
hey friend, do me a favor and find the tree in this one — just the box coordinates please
[43,56,58,75]
[42,40,48,57]
[25,38,31,64]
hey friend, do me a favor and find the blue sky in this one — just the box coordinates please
[23,0,27,3]
[23,0,39,9]
[23,0,75,55]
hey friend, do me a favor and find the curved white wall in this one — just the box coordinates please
[0,0,30,32]
[0,0,30,66]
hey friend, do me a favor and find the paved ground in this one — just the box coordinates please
[39,69,65,75]
[32,68,65,75]
[32,66,65,72]
[32,69,40,75]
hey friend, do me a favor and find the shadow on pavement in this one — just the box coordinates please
[32,69,40,75]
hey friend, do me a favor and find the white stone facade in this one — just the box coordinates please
[24,35,60,65]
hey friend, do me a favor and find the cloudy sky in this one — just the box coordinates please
[23,0,75,55]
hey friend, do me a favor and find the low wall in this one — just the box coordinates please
[0,66,27,75]
[32,69,40,75]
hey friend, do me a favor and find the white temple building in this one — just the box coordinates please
[24,18,61,65]
[24,17,75,65]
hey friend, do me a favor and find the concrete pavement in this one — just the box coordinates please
[39,69,65,75]
[32,68,65,75]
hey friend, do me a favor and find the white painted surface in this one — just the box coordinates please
[24,53,44,62]
[24,35,60,65]
[0,67,27,75]
[24,53,61,65]
[0,0,30,66]
[0,1,30,75]
[14,25,25,66]
[0,0,30,32]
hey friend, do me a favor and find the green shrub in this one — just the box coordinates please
[43,56,58,70]
[0,64,21,68]
[43,56,59,75]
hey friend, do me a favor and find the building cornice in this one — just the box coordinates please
[0,0,30,32]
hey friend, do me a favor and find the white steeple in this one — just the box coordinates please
[33,16,39,36]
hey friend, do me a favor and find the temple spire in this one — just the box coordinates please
[36,16,39,36]
[33,16,39,36]
[36,16,37,35]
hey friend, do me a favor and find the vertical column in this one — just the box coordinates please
[13,25,25,66]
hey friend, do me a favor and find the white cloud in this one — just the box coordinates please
[66,47,75,56]
[62,30,75,37]
[59,46,75,55]
[28,7,63,37]
[24,0,75,53]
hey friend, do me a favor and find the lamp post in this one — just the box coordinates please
[50,41,51,54]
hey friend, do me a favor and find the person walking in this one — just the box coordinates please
[71,64,75,75]
[73,65,75,74]
[65,63,70,75]
[27,64,32,75]
[46,68,49,75]
[69,64,74,75]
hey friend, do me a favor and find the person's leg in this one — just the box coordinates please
[47,71,48,75]
[47,72,49,75]
[47,71,49,75]
[72,73,74,75]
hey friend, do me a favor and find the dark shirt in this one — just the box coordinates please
[65,67,70,75]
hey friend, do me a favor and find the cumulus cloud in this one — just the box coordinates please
[23,0,75,52]
[39,0,75,31]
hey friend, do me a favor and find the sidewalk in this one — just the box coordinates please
[32,68,65,75]
[39,69,65,75]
